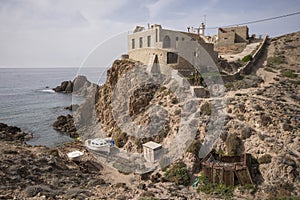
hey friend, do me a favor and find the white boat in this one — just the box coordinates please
[67,150,84,160]
[85,138,111,152]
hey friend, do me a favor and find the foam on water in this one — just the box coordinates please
[40,89,55,93]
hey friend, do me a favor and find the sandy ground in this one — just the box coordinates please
[220,42,261,62]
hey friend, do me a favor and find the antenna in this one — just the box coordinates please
[204,15,207,25]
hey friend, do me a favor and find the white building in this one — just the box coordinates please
[127,24,218,76]
[142,141,163,163]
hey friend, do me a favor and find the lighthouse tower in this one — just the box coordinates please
[199,22,205,36]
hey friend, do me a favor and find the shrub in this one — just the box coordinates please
[236,114,245,121]
[242,55,252,62]
[258,154,272,164]
[282,69,297,78]
[241,127,252,139]
[158,86,167,93]
[187,73,204,86]
[253,104,263,111]
[214,184,234,197]
[197,172,214,194]
[139,191,156,199]
[267,182,296,199]
[197,173,234,198]
[225,82,234,90]
[282,122,293,131]
[284,39,293,43]
[113,131,128,148]
[260,114,272,126]
[238,104,246,113]
[164,161,190,186]
[238,184,256,195]
[200,102,211,115]
[225,133,242,156]
[186,140,202,157]
[267,56,286,65]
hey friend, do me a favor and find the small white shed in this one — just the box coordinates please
[142,141,163,162]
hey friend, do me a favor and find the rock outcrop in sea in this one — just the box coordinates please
[53,75,97,96]
[52,75,99,138]
[52,114,78,138]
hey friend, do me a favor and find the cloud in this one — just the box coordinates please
[0,0,299,67]
[0,0,132,67]
[146,0,178,20]
[0,0,129,31]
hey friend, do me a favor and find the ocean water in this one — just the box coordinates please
[0,67,106,147]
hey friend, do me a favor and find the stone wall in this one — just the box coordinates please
[221,35,269,82]
[190,86,209,98]
[128,48,194,75]
[217,26,249,46]
[239,35,269,75]
[217,31,235,46]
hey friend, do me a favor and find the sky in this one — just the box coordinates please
[0,0,299,68]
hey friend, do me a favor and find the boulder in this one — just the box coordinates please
[52,115,78,138]
[53,81,72,93]
[52,75,93,96]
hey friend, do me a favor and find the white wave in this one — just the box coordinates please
[41,89,55,93]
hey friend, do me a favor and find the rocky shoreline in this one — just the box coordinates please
[51,75,99,139]
[52,75,98,97]
[0,123,210,199]
[0,123,33,142]
[0,123,105,199]
[52,114,78,138]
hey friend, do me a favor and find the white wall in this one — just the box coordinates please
[128,26,218,70]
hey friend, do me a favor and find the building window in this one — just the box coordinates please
[132,39,135,49]
[167,52,178,64]
[163,35,171,48]
[147,36,151,47]
[139,37,143,48]
[176,36,179,41]
[155,29,158,42]
[182,37,185,41]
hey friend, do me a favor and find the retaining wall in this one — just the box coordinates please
[222,35,269,82]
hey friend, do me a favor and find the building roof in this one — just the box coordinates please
[142,141,162,150]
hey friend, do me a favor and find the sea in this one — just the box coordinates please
[0,67,106,147]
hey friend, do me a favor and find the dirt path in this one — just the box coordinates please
[101,163,137,185]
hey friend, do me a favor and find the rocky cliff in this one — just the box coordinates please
[53,75,97,96]
[87,31,300,199]
[93,59,183,153]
